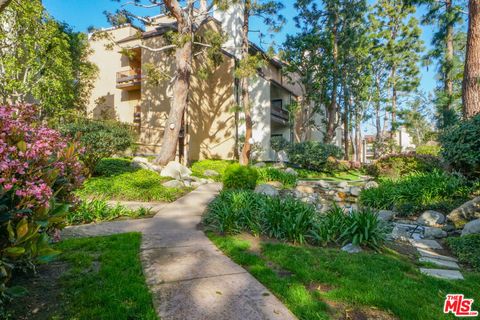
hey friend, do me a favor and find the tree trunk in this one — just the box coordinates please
[240,0,252,165]
[0,0,12,13]
[390,65,397,139]
[325,13,339,144]
[374,76,382,159]
[445,0,454,101]
[463,0,480,118]
[355,109,362,163]
[343,110,349,160]
[156,0,192,165]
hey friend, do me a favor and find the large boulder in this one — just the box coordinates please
[417,210,446,227]
[160,161,192,180]
[423,227,448,239]
[285,167,298,176]
[364,181,379,189]
[378,210,395,222]
[447,197,480,228]
[203,169,219,177]
[461,219,480,236]
[131,157,161,172]
[277,150,289,163]
[255,184,279,197]
[162,180,185,189]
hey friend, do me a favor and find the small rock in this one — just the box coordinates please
[272,162,286,169]
[191,181,204,188]
[349,186,362,197]
[461,219,480,236]
[285,167,298,176]
[160,161,192,180]
[296,185,315,194]
[417,210,446,227]
[267,181,284,189]
[131,157,160,172]
[203,169,219,177]
[364,181,379,189]
[277,150,289,163]
[255,184,279,197]
[390,225,411,241]
[378,210,395,222]
[162,180,184,189]
[423,227,448,239]
[318,180,330,189]
[338,181,349,188]
[447,197,480,228]
[341,243,363,254]
[254,162,266,168]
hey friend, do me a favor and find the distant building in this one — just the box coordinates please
[87,5,326,163]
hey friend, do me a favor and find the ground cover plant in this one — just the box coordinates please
[446,235,480,272]
[208,233,480,320]
[8,233,157,320]
[359,170,471,216]
[0,105,85,312]
[66,199,152,225]
[78,168,187,202]
[190,159,234,181]
[93,157,137,177]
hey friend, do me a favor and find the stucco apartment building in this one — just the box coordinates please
[87,4,323,163]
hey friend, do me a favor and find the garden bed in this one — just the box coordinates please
[208,233,480,320]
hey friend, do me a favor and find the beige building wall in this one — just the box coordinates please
[88,26,141,123]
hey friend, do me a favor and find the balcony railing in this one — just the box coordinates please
[116,69,142,90]
[271,99,289,124]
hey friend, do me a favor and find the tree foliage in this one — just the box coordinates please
[0,0,97,120]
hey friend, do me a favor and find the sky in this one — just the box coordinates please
[43,0,437,97]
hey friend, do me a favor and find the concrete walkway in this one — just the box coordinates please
[63,184,296,320]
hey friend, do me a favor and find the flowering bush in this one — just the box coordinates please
[0,105,85,309]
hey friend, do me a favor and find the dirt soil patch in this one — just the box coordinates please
[7,261,69,320]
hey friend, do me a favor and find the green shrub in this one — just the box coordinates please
[78,169,186,202]
[287,141,344,172]
[94,158,136,177]
[260,196,316,244]
[341,208,386,250]
[204,190,316,244]
[60,118,136,173]
[446,235,480,271]
[311,205,348,246]
[67,199,150,225]
[190,160,233,181]
[270,136,289,152]
[223,164,259,190]
[311,205,386,250]
[256,167,297,188]
[360,170,471,216]
[366,153,445,179]
[416,145,442,156]
[440,114,480,178]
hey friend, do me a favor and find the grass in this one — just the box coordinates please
[208,233,480,320]
[66,199,152,225]
[10,233,157,320]
[446,235,480,272]
[78,168,188,202]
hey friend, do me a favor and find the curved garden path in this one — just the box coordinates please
[62,183,296,320]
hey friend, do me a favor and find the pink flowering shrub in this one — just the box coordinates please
[0,105,85,305]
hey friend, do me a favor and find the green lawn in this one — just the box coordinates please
[78,162,189,202]
[10,233,157,320]
[208,233,480,320]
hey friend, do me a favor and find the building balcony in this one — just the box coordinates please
[271,99,289,125]
[116,69,141,91]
